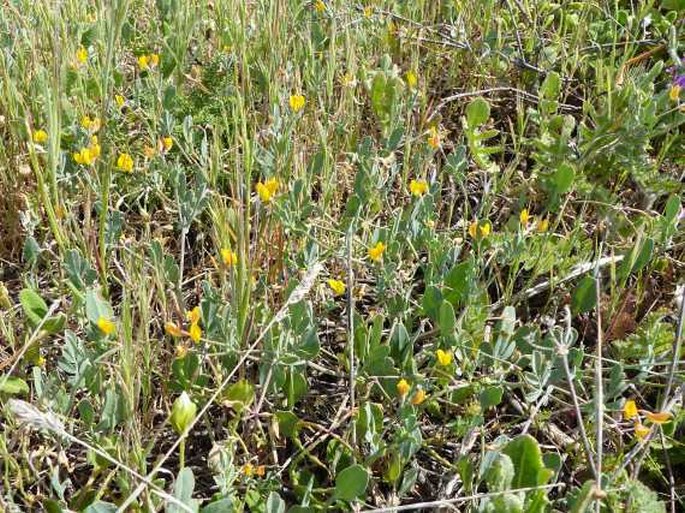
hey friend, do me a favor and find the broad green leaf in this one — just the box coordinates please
[466,97,490,127]
[422,285,443,322]
[502,435,553,488]
[168,467,199,513]
[85,289,113,325]
[571,276,597,314]
[20,289,48,326]
[225,379,255,412]
[438,301,456,336]
[275,410,300,439]
[568,480,595,513]
[484,453,514,492]
[84,502,117,513]
[201,499,233,513]
[334,464,369,501]
[540,71,561,100]
[0,376,30,395]
[266,492,285,513]
[480,386,503,410]
[552,163,575,194]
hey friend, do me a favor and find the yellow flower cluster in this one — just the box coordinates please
[409,178,428,197]
[623,399,672,440]
[73,135,101,165]
[97,316,116,336]
[221,248,238,267]
[519,209,550,233]
[256,177,279,203]
[33,129,48,144]
[186,306,202,343]
[138,53,160,71]
[289,94,306,112]
[468,219,491,240]
[327,278,346,296]
[368,242,386,262]
[117,153,134,173]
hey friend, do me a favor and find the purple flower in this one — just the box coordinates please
[674,74,685,88]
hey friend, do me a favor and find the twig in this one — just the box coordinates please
[593,252,605,511]
[555,306,599,481]
[346,226,357,446]
[433,87,581,114]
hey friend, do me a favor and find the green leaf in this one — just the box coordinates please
[438,301,456,336]
[84,501,118,513]
[483,453,514,492]
[568,480,596,513]
[421,285,443,322]
[571,276,597,314]
[85,289,113,324]
[266,492,286,513]
[552,163,575,194]
[334,464,369,501]
[168,467,199,513]
[502,435,553,488]
[480,386,503,410]
[20,289,48,326]
[225,379,255,412]
[466,97,490,127]
[275,410,300,439]
[0,376,30,395]
[540,71,561,100]
[201,499,233,513]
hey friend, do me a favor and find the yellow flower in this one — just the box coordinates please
[623,400,638,420]
[396,378,410,398]
[289,94,306,112]
[36,355,46,367]
[73,147,94,165]
[117,152,134,173]
[162,136,173,151]
[255,465,266,477]
[634,422,650,440]
[411,388,426,406]
[150,53,160,67]
[96,316,116,336]
[427,126,440,149]
[76,46,88,65]
[519,208,530,226]
[138,54,149,70]
[80,115,101,132]
[645,411,672,425]
[669,85,681,102]
[189,322,202,343]
[115,94,125,108]
[405,70,418,89]
[221,248,238,267]
[536,218,549,233]
[186,306,201,325]
[165,322,182,337]
[256,177,279,203]
[89,136,101,159]
[469,220,491,239]
[436,349,452,366]
[314,0,325,12]
[33,129,48,144]
[409,179,429,197]
[243,463,254,477]
[363,6,373,18]
[327,278,346,296]
[368,241,386,262]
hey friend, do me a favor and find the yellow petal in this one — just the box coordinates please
[96,316,116,336]
[189,322,202,343]
[623,400,638,420]
[396,378,410,398]
[327,279,346,296]
[411,388,426,405]
[165,322,182,337]
[186,306,201,325]
[645,411,672,425]
[634,423,650,440]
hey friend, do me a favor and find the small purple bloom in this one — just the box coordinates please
[674,74,685,88]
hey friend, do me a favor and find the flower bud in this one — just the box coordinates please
[170,392,197,435]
